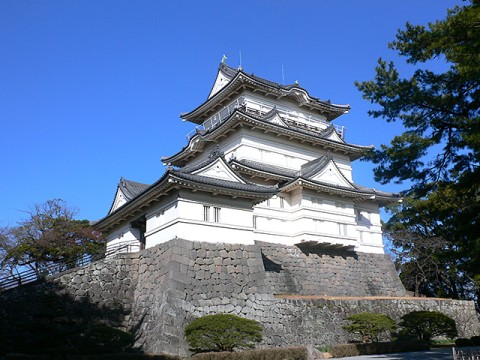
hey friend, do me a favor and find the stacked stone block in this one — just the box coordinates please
[259,242,406,297]
[1,238,479,357]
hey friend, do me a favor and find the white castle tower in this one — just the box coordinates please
[95,62,399,255]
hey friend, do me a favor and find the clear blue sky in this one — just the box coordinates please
[0,1,462,225]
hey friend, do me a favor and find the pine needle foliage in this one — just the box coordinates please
[185,314,262,353]
[399,311,457,342]
[343,312,397,343]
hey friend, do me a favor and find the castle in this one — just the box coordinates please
[95,62,400,255]
[2,63,479,357]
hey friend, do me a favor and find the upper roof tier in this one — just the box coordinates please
[163,107,372,166]
[180,62,351,125]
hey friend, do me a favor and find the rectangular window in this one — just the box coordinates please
[279,197,285,209]
[253,216,257,229]
[214,207,221,222]
[203,206,210,221]
[338,223,348,236]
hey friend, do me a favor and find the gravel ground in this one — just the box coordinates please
[337,347,454,360]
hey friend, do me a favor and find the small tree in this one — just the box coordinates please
[0,199,104,277]
[399,311,457,342]
[184,314,262,353]
[343,312,397,343]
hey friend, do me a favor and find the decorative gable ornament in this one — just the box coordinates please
[309,160,355,188]
[192,157,246,183]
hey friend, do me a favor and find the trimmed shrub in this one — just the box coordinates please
[329,340,429,358]
[470,336,480,346]
[329,344,360,358]
[343,312,396,343]
[185,314,262,353]
[3,355,181,360]
[456,338,473,347]
[399,311,457,342]
[191,347,308,360]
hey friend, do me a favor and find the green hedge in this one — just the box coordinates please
[190,347,308,360]
[470,336,480,346]
[329,340,429,358]
[4,355,181,360]
[455,338,473,347]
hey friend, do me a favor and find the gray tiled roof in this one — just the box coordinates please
[119,177,150,200]
[107,177,150,214]
[173,148,278,194]
[176,145,225,174]
[218,62,299,91]
[231,157,399,200]
[181,63,349,124]
[171,171,278,194]
[299,156,332,178]
[231,159,295,179]
[163,108,369,166]
[96,153,278,232]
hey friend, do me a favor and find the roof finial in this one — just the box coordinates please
[238,50,243,71]
[221,54,228,63]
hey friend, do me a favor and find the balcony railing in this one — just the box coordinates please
[185,97,345,141]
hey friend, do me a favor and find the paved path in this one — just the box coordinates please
[339,347,453,360]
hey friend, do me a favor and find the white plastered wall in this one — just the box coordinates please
[105,224,142,255]
[354,201,384,253]
[145,190,255,247]
[185,128,353,180]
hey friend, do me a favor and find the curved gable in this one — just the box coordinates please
[192,157,246,183]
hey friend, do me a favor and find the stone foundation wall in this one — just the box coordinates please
[258,242,406,297]
[0,253,139,353]
[1,238,479,357]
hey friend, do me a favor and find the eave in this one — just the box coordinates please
[280,178,400,205]
[169,172,277,200]
[94,170,277,234]
[163,109,370,166]
[230,160,293,182]
[181,67,350,124]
